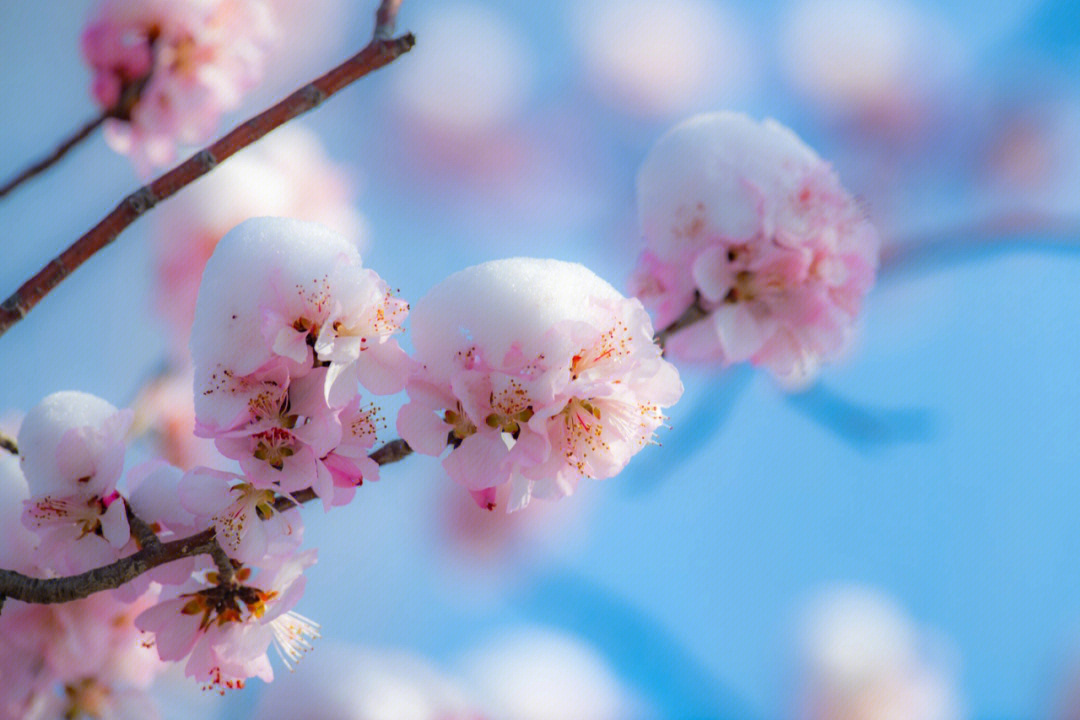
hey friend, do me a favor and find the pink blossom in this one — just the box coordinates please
[398,258,682,511]
[82,0,277,170]
[191,219,403,503]
[130,365,220,470]
[17,391,134,563]
[178,466,302,564]
[632,112,879,386]
[0,588,164,720]
[153,125,365,345]
[136,550,319,691]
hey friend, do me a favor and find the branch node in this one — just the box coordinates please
[192,149,218,172]
[126,186,159,215]
[0,295,25,319]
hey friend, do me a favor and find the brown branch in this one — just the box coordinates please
[0,439,411,609]
[654,292,710,352]
[0,430,17,455]
[0,113,107,200]
[0,23,415,338]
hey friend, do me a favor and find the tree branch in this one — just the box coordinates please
[0,113,107,200]
[654,292,710,353]
[0,439,412,609]
[0,20,415,339]
[0,430,17,455]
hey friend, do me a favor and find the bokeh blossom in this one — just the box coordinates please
[81,0,277,170]
[399,258,682,511]
[631,111,879,386]
[793,586,964,720]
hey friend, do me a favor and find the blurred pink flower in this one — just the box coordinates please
[82,0,277,170]
[793,586,964,720]
[399,258,682,511]
[632,112,879,386]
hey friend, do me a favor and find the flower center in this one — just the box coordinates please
[252,428,297,470]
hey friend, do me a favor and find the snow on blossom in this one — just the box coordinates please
[793,586,964,720]
[154,125,365,344]
[631,111,880,386]
[190,218,404,504]
[178,466,302,564]
[398,258,682,511]
[82,0,277,170]
[253,643,483,720]
[136,550,319,692]
[17,391,134,562]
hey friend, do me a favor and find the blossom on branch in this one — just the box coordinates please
[17,391,134,568]
[135,550,318,692]
[398,258,682,511]
[82,0,277,170]
[191,218,407,507]
[631,111,879,386]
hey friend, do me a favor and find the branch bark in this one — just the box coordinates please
[0,113,107,200]
[0,21,415,338]
[0,430,17,455]
[654,292,710,353]
[0,439,411,609]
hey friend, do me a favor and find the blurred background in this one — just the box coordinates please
[1,0,1079,717]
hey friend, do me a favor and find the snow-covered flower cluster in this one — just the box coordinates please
[398,258,682,511]
[81,0,277,170]
[154,124,365,345]
[190,218,407,519]
[631,111,879,386]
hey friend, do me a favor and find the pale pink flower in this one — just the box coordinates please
[136,550,319,691]
[794,586,964,720]
[191,217,408,409]
[191,218,403,503]
[82,0,277,170]
[178,466,302,564]
[253,644,484,720]
[398,258,682,511]
[0,588,164,720]
[153,125,365,345]
[632,111,879,386]
[130,365,219,470]
[0,449,40,573]
[17,391,134,562]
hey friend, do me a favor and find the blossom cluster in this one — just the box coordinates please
[631,111,879,386]
[82,0,277,170]
[0,95,880,707]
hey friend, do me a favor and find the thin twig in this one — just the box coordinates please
[0,113,107,200]
[0,439,411,609]
[0,430,17,455]
[125,506,162,552]
[654,292,710,352]
[0,25,415,338]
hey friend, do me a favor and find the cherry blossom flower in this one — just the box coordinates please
[178,466,302,564]
[17,391,134,564]
[398,258,682,511]
[82,0,277,170]
[136,550,319,692]
[793,586,964,720]
[153,125,365,345]
[631,111,879,386]
[0,588,164,720]
[130,365,220,470]
[191,218,404,502]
